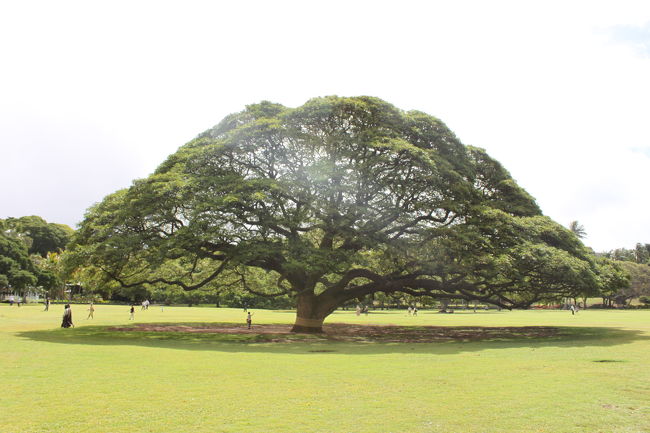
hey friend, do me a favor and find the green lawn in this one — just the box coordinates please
[1,304,649,433]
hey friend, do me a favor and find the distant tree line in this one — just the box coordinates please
[602,243,650,264]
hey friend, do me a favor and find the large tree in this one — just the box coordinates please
[68,96,598,332]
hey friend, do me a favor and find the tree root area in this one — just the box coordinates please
[109,323,561,343]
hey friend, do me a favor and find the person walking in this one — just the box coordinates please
[129,304,135,320]
[44,298,50,311]
[246,312,254,329]
[87,302,95,319]
[61,304,74,328]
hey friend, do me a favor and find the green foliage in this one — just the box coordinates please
[612,261,650,305]
[68,96,600,323]
[0,216,74,295]
[3,216,73,257]
[0,230,39,291]
[596,242,650,305]
[604,242,650,264]
[593,257,630,305]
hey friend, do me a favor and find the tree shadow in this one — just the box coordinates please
[15,322,650,355]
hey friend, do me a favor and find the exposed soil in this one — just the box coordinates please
[108,322,561,343]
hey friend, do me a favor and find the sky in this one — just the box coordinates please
[1,0,649,252]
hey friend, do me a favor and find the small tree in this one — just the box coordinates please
[613,261,650,305]
[568,221,586,239]
[596,258,630,307]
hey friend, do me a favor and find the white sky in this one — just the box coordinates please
[1,0,649,252]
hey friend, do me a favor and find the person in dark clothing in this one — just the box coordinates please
[61,304,74,328]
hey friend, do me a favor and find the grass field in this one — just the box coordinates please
[1,304,649,433]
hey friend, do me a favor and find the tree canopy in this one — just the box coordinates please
[68,96,601,331]
[0,217,73,296]
[0,231,37,290]
[614,261,650,305]
[3,216,74,257]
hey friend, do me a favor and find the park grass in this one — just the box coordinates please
[1,304,649,433]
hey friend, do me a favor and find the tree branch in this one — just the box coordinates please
[101,260,230,291]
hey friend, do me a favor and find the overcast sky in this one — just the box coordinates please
[1,1,649,252]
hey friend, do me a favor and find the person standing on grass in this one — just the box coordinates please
[44,297,50,311]
[87,302,95,319]
[129,304,135,320]
[570,304,575,315]
[61,304,74,328]
[246,311,254,329]
[413,307,418,316]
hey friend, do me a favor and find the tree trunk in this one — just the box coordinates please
[291,293,337,333]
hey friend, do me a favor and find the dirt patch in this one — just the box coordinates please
[323,324,560,343]
[109,323,290,335]
[108,323,561,343]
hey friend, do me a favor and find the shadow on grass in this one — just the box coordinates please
[16,322,650,355]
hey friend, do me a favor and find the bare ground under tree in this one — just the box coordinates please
[108,323,562,343]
